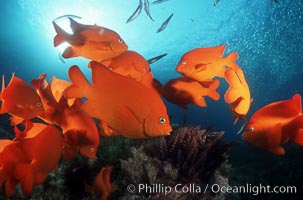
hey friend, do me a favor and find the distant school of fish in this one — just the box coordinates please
[0,1,301,198]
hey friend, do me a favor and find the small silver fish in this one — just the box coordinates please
[147,53,167,64]
[214,0,220,6]
[144,0,154,21]
[152,0,169,5]
[156,13,173,33]
[126,0,143,23]
[53,14,82,23]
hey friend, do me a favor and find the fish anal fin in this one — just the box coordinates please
[194,96,207,107]
[268,146,285,155]
[62,46,78,58]
[5,178,18,198]
[292,129,303,146]
[206,79,220,100]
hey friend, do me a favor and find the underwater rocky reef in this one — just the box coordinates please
[0,124,231,200]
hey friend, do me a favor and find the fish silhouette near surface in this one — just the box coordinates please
[126,0,143,23]
[243,94,303,155]
[160,77,220,109]
[0,121,62,197]
[101,50,150,82]
[176,45,239,82]
[144,0,154,21]
[157,13,174,33]
[53,18,128,62]
[0,74,44,125]
[147,53,167,64]
[63,61,172,138]
[224,67,251,125]
[31,75,99,160]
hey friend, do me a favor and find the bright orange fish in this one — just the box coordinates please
[0,74,44,125]
[93,167,113,200]
[53,17,128,62]
[31,75,99,159]
[224,67,251,124]
[242,94,303,155]
[160,77,220,109]
[0,121,62,197]
[102,50,150,82]
[176,45,239,82]
[64,61,172,138]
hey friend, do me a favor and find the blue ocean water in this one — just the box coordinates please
[0,0,303,198]
[1,0,302,140]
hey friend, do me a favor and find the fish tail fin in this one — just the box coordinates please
[64,65,91,99]
[207,79,220,100]
[14,163,34,196]
[53,21,67,47]
[224,52,239,70]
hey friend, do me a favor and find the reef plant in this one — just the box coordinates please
[118,125,231,199]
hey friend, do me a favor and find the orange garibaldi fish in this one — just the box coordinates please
[0,121,62,197]
[101,50,150,82]
[31,74,99,159]
[160,77,220,109]
[64,61,172,138]
[0,74,44,125]
[176,45,239,82]
[53,17,128,62]
[224,67,251,124]
[242,94,303,155]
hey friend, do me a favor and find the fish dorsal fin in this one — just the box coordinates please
[214,45,226,56]
[290,94,302,114]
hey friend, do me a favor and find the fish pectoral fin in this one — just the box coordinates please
[268,146,285,155]
[116,105,142,137]
[194,63,208,72]
[266,123,283,147]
